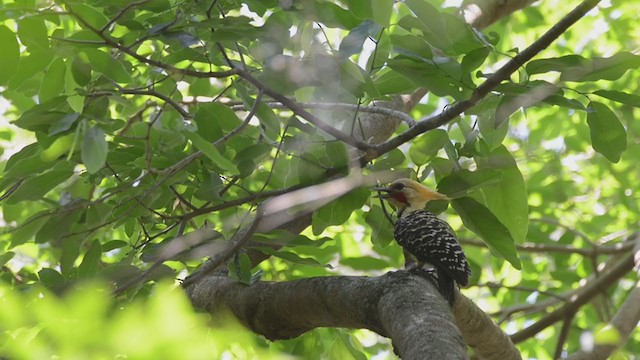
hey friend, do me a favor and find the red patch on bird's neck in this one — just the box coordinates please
[391,192,408,204]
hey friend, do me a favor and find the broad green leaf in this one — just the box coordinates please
[41,133,75,162]
[49,112,81,136]
[586,102,627,163]
[71,56,92,86]
[18,17,49,51]
[251,230,329,247]
[4,162,75,204]
[390,34,433,59]
[256,248,325,267]
[451,197,521,269]
[194,102,243,142]
[402,0,450,51]
[475,146,528,244]
[10,213,50,247]
[38,268,66,290]
[12,97,70,132]
[442,12,486,55]
[593,90,640,108]
[78,240,102,278]
[373,68,416,95]
[462,47,490,73]
[409,129,449,166]
[473,95,507,150]
[339,20,381,59]
[339,60,380,97]
[562,52,640,82]
[527,53,640,82]
[371,0,393,26]
[235,84,280,141]
[70,4,110,29]
[183,131,239,174]
[227,253,253,284]
[61,237,80,278]
[39,58,67,103]
[0,252,15,267]
[0,25,20,85]
[340,256,390,270]
[312,188,370,235]
[81,49,131,83]
[437,169,502,199]
[364,205,394,247]
[82,125,108,173]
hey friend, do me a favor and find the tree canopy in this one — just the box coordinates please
[1,0,639,359]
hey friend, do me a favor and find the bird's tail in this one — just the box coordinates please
[437,270,455,306]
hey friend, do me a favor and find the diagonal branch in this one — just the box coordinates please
[364,0,602,163]
[510,250,637,343]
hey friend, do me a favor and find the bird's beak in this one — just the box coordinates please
[371,187,392,199]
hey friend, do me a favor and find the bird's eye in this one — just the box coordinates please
[391,183,405,191]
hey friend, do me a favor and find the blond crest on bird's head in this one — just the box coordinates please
[376,178,449,212]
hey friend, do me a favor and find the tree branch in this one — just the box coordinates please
[185,271,519,360]
[364,0,602,163]
[510,250,637,343]
[566,281,640,360]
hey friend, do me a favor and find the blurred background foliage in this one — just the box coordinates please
[0,0,639,358]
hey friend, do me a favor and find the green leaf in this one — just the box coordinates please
[102,240,128,252]
[49,112,81,136]
[0,251,14,267]
[340,256,390,270]
[81,49,131,83]
[437,169,502,199]
[0,25,20,85]
[256,248,325,267]
[527,53,640,82]
[475,146,528,244]
[61,237,80,278]
[4,162,75,204]
[312,188,370,235]
[586,102,627,163]
[70,4,110,29]
[593,90,640,108]
[373,68,416,95]
[364,205,394,247]
[18,17,50,51]
[390,34,433,59]
[183,131,239,174]
[78,240,102,278]
[227,252,253,284]
[339,20,381,59]
[408,129,449,166]
[402,0,450,51]
[82,125,108,173]
[462,47,490,73]
[41,133,75,162]
[38,58,67,102]
[38,268,66,290]
[451,197,521,269]
[193,102,243,142]
[474,95,508,150]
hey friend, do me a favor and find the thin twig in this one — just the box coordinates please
[181,207,264,288]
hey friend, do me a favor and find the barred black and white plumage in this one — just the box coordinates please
[395,209,471,305]
[374,178,472,306]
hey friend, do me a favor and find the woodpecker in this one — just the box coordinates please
[374,178,471,306]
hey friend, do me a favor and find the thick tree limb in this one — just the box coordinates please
[185,270,520,360]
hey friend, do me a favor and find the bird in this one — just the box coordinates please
[374,178,471,306]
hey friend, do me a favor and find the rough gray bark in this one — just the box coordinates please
[185,270,523,360]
